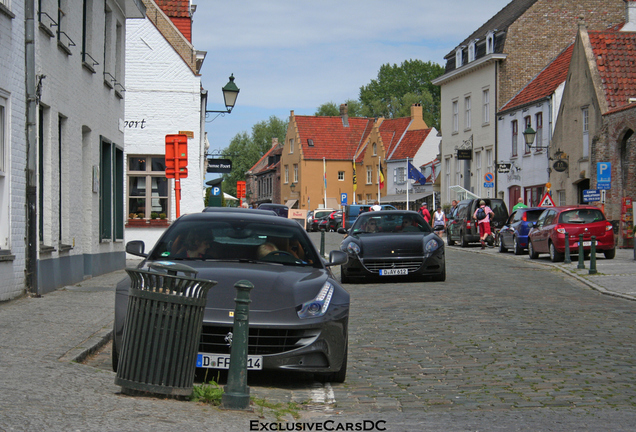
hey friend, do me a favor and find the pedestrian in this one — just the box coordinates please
[512,197,528,211]
[419,202,431,225]
[432,206,445,237]
[473,200,494,249]
[371,200,381,211]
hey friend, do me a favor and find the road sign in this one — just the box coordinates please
[484,182,494,188]
[583,189,601,202]
[484,172,494,182]
[597,162,611,190]
[539,192,555,207]
[341,193,347,205]
[496,163,511,173]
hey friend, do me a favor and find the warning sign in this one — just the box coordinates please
[539,192,555,207]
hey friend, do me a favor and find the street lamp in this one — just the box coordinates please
[290,182,296,192]
[523,125,548,151]
[206,74,240,114]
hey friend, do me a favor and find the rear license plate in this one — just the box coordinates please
[575,241,592,247]
[379,268,408,276]
[197,353,263,370]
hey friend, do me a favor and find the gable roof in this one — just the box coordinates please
[390,129,433,160]
[588,29,636,112]
[378,117,411,157]
[248,141,282,174]
[294,116,375,161]
[500,43,574,112]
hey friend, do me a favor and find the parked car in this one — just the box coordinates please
[306,211,314,230]
[326,211,343,231]
[338,210,445,282]
[257,203,289,218]
[497,207,546,255]
[527,205,615,262]
[116,211,350,382]
[446,198,509,247]
[343,204,396,230]
[309,208,336,232]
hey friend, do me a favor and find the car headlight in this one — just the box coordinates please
[297,282,334,319]
[346,242,360,255]
[424,238,440,256]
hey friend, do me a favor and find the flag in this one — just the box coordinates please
[407,161,426,185]
[352,159,357,193]
[323,157,327,189]
[379,163,385,190]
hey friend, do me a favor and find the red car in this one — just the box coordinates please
[527,205,615,262]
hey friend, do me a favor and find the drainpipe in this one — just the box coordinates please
[25,0,39,295]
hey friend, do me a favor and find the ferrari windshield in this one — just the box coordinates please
[350,212,431,235]
[149,219,319,266]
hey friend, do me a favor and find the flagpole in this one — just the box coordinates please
[406,157,409,211]
[377,156,381,204]
[352,158,356,205]
[323,157,327,208]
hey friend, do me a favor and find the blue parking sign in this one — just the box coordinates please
[597,162,611,190]
[341,193,347,205]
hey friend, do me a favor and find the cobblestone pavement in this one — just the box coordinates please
[2,231,636,431]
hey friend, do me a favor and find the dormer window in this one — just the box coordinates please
[468,41,476,62]
[486,31,495,54]
[455,47,463,68]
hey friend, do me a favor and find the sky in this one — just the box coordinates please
[191,0,512,180]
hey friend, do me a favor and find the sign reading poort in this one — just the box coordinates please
[207,158,232,173]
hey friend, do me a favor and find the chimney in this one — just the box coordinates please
[340,104,349,127]
[623,1,636,31]
[410,103,423,120]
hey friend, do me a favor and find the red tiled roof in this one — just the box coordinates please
[154,0,190,17]
[589,30,636,111]
[501,43,574,112]
[391,129,433,159]
[295,116,375,161]
[379,118,411,156]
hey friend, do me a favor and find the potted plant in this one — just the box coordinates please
[127,212,147,227]
[150,212,169,227]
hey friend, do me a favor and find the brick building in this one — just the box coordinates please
[245,138,283,208]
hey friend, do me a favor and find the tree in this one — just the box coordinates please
[220,116,288,197]
[315,99,364,117]
[359,59,444,129]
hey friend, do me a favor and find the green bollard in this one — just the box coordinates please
[589,236,597,274]
[577,234,586,269]
[221,280,253,410]
[564,232,571,264]
[320,230,325,257]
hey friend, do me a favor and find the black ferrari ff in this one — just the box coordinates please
[115,210,349,382]
[338,210,445,282]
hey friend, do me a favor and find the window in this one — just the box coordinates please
[366,166,372,184]
[482,89,490,124]
[582,107,589,157]
[511,120,518,157]
[452,100,459,133]
[395,167,406,184]
[524,116,531,154]
[289,138,294,153]
[445,158,451,192]
[455,158,461,186]
[475,151,482,194]
[455,48,463,68]
[372,143,377,156]
[81,0,98,71]
[284,165,289,183]
[127,155,167,221]
[0,96,7,249]
[486,31,495,54]
[464,96,471,130]
[0,99,5,175]
[486,149,493,175]
[557,190,566,206]
[338,171,345,181]
[468,41,476,62]
[535,112,543,151]
[293,164,298,183]
[101,138,124,240]
[103,4,113,86]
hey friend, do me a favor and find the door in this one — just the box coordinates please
[509,186,521,211]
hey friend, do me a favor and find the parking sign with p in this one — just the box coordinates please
[597,162,611,190]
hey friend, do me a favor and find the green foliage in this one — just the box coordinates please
[358,59,444,129]
[221,117,288,197]
[190,380,223,405]
[251,397,302,421]
[315,99,364,117]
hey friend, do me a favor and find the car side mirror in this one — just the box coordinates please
[325,250,348,267]
[337,227,348,235]
[126,240,147,258]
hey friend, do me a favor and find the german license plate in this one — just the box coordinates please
[575,241,592,247]
[379,268,408,276]
[196,353,263,370]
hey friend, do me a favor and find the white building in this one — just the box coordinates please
[0,1,26,300]
[496,44,572,208]
[124,0,207,254]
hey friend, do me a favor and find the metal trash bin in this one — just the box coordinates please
[115,262,217,396]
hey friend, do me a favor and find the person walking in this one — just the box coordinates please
[432,206,445,237]
[419,202,431,225]
[512,197,528,211]
[473,200,494,249]
[371,200,381,211]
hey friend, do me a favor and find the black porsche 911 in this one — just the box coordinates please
[338,210,446,283]
[115,210,350,382]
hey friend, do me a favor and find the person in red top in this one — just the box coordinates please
[419,202,431,225]
[473,200,494,249]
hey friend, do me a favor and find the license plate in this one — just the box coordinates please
[575,241,592,247]
[379,268,408,276]
[196,353,263,370]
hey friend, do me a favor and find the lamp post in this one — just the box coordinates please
[206,74,240,115]
[523,125,549,151]
[290,182,296,193]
